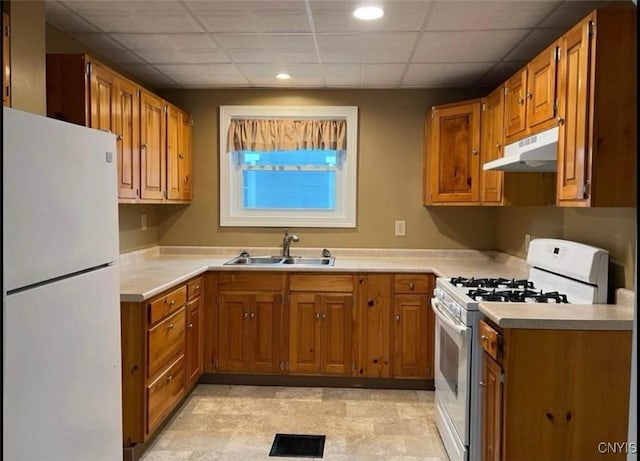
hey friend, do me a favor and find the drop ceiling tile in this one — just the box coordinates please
[214,34,315,51]
[322,64,362,86]
[79,13,204,34]
[425,1,559,31]
[538,1,610,28]
[317,34,365,63]
[72,33,146,64]
[310,0,432,33]
[114,33,217,50]
[502,28,565,62]
[413,30,531,63]
[46,13,101,33]
[402,62,495,87]
[364,32,419,63]
[119,64,178,86]
[226,49,318,64]
[362,64,407,86]
[238,63,324,86]
[154,63,249,86]
[58,1,188,15]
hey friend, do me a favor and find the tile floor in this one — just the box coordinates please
[141,384,449,461]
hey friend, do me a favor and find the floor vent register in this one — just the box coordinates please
[269,433,326,458]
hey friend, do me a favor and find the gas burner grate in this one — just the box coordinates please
[466,288,569,303]
[451,277,534,289]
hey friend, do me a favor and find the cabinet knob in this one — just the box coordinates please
[316,312,321,320]
[167,375,174,382]
[250,312,255,319]
[367,300,375,307]
[194,285,200,290]
[178,153,185,159]
[517,98,524,105]
[526,92,533,100]
[141,143,147,149]
[479,381,486,387]
[395,315,401,322]
[471,150,478,156]
[322,313,326,320]
[556,116,565,126]
[480,335,488,342]
[495,143,501,149]
[187,323,193,329]
[408,282,415,290]
[244,312,249,319]
[167,323,174,330]
[116,134,123,141]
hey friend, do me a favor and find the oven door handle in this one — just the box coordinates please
[431,298,467,335]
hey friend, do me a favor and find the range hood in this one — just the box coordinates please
[483,126,558,172]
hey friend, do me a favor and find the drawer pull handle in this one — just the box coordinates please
[167,375,173,382]
[167,323,174,330]
[165,299,175,306]
[187,323,193,329]
[408,282,415,290]
[194,285,200,290]
[395,315,401,322]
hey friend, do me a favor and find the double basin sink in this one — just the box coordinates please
[224,254,335,266]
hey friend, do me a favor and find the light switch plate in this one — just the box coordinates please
[395,220,406,237]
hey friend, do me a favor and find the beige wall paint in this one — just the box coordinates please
[157,88,497,250]
[495,207,637,291]
[10,1,46,115]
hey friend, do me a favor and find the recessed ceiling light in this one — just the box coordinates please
[276,72,291,80]
[353,6,384,20]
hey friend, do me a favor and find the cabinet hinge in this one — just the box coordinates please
[214,358,219,369]
[555,46,560,62]
[164,105,168,114]
[137,90,141,99]
[191,118,194,126]
[500,372,504,383]
[279,361,284,371]
[503,86,508,96]
[5,85,9,97]
[163,190,167,199]
[4,24,9,38]
[580,181,591,198]
[553,99,558,116]
[352,361,356,372]
[588,21,595,38]
[481,103,486,112]
[215,294,220,305]
[286,361,289,371]
[86,62,91,76]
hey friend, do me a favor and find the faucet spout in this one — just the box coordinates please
[282,229,300,257]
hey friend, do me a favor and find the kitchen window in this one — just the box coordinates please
[219,105,358,228]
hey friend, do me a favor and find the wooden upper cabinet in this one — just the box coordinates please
[167,105,193,201]
[88,62,116,132]
[3,12,10,107]
[424,99,481,205]
[480,85,505,205]
[140,90,167,200]
[504,42,559,143]
[114,76,140,200]
[556,9,636,207]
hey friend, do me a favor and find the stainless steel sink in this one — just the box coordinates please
[223,254,335,266]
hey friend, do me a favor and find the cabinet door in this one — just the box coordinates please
[3,12,10,107]
[556,16,592,204]
[320,294,354,375]
[218,294,250,372]
[140,91,166,200]
[186,296,203,388]
[392,294,429,378]
[180,112,193,200]
[481,353,502,461]
[289,293,321,374]
[114,76,140,200]
[89,61,115,132]
[248,294,282,373]
[426,101,481,204]
[480,86,505,204]
[526,43,558,131]
[166,105,181,200]
[504,68,527,139]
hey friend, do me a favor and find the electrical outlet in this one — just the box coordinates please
[395,220,406,237]
[525,233,531,251]
[141,214,148,231]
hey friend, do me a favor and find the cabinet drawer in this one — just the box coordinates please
[147,355,185,435]
[148,307,186,379]
[218,272,284,292]
[187,277,203,300]
[393,274,431,293]
[479,319,501,362]
[290,274,354,292]
[149,285,187,325]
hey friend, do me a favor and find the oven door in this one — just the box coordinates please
[432,297,471,445]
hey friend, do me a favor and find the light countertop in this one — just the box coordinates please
[118,246,634,331]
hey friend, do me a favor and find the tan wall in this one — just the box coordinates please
[9,0,46,115]
[495,207,637,291]
[157,88,497,250]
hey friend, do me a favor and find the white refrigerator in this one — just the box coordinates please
[3,107,123,461]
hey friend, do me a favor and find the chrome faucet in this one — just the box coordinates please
[281,229,299,257]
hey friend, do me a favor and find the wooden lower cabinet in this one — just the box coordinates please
[289,292,354,375]
[120,276,204,450]
[392,274,435,379]
[479,319,632,461]
[357,274,392,378]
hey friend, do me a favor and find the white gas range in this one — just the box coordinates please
[431,238,609,461]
